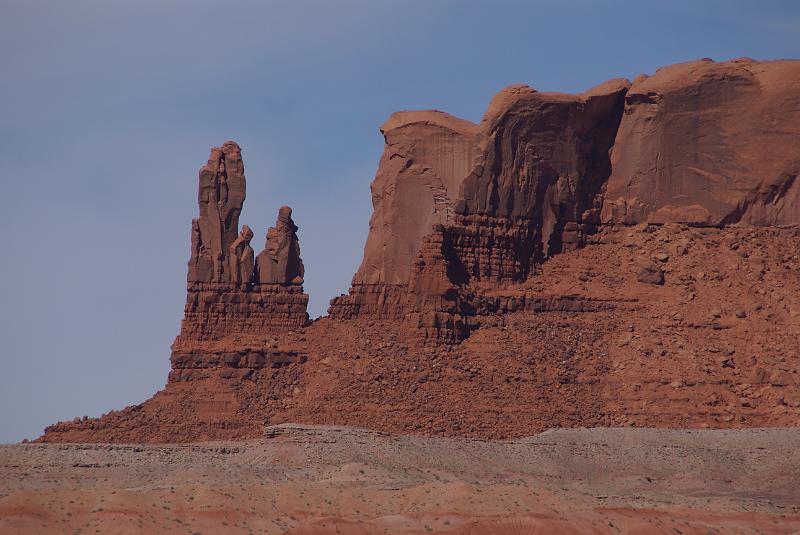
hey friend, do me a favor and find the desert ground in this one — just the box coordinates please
[2,425,799,534]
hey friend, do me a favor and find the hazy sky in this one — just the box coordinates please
[1,0,797,443]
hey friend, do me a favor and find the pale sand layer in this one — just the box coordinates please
[2,426,799,534]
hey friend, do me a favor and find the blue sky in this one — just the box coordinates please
[0,0,797,443]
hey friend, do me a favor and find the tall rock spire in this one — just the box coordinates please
[188,141,247,282]
[228,225,255,285]
[256,206,305,285]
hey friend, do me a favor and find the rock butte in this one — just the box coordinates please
[41,58,800,443]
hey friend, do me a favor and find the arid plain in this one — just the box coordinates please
[3,425,800,534]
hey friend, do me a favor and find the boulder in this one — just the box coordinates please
[636,261,665,285]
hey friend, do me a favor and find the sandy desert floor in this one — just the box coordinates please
[2,425,799,534]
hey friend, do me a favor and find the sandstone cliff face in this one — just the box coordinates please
[355,111,480,285]
[332,59,799,341]
[331,78,631,337]
[329,112,480,319]
[450,78,629,279]
[602,59,800,226]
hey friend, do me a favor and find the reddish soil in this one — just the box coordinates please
[5,426,800,535]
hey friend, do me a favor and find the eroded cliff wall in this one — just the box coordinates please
[602,59,800,226]
[332,58,800,341]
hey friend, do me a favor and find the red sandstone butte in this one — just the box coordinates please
[40,59,800,444]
